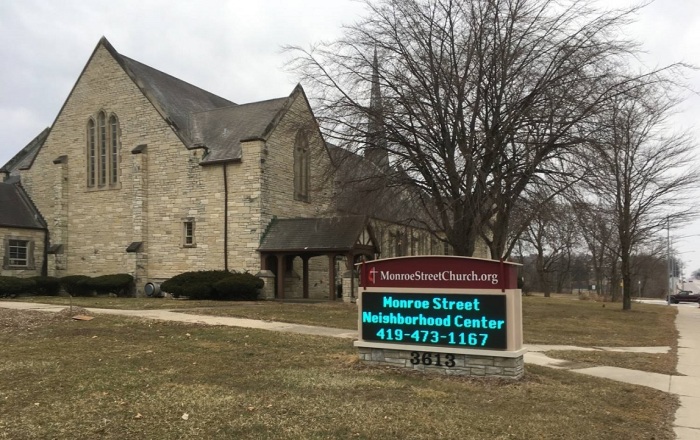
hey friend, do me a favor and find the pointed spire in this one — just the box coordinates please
[366,47,389,169]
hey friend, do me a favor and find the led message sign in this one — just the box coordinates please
[361,292,507,350]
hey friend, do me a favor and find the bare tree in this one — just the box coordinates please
[584,84,699,310]
[287,0,672,258]
[517,194,581,297]
[570,197,618,299]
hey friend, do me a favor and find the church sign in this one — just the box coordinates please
[354,256,525,379]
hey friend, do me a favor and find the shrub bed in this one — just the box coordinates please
[59,275,93,297]
[0,276,36,297]
[213,273,264,300]
[162,270,262,300]
[83,274,134,297]
[29,276,61,296]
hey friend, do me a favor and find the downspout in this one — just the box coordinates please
[223,162,229,271]
[42,229,49,277]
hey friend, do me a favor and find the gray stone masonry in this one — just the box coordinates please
[357,347,524,380]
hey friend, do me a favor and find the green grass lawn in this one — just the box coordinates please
[0,308,678,439]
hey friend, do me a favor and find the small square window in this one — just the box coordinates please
[183,221,195,247]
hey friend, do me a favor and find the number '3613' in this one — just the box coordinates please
[410,351,456,367]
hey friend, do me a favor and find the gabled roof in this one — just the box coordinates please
[1,128,50,174]
[4,38,315,173]
[327,144,436,229]
[101,38,236,148]
[258,216,375,253]
[0,182,46,230]
[190,96,289,164]
[99,38,306,164]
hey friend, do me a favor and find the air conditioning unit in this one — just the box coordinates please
[144,282,161,298]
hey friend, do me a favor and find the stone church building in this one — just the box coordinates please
[1,38,466,300]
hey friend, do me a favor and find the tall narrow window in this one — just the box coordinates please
[109,115,119,184]
[183,220,195,247]
[98,112,107,186]
[86,111,120,188]
[293,130,310,201]
[87,119,96,187]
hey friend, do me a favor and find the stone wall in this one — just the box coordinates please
[357,347,524,379]
[19,44,239,293]
[258,93,337,298]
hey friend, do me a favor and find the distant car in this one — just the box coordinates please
[669,290,700,304]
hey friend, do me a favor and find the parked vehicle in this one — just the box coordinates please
[669,290,700,304]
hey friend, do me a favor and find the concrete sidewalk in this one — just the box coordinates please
[0,301,358,339]
[0,301,698,438]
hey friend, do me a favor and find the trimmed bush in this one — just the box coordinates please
[213,273,263,300]
[60,275,93,297]
[0,276,36,297]
[29,276,61,296]
[161,270,230,298]
[161,270,261,300]
[83,274,134,297]
[181,282,215,300]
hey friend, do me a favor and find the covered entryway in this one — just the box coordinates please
[257,216,378,300]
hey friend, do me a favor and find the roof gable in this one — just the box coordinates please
[191,84,321,165]
[101,38,236,147]
[0,183,46,230]
[1,128,50,175]
[118,54,236,138]
[258,216,376,253]
[190,97,289,163]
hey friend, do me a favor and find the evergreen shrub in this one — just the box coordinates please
[60,275,93,297]
[83,274,134,297]
[162,270,263,300]
[0,276,36,297]
[29,276,61,296]
[213,273,263,300]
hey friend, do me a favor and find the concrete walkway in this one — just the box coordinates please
[0,301,698,438]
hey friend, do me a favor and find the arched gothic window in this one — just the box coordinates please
[86,112,120,188]
[294,130,310,202]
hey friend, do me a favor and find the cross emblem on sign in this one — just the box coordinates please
[369,267,378,284]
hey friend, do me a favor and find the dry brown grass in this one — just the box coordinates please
[3,295,679,375]
[0,308,678,439]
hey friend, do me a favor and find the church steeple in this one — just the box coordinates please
[366,47,389,169]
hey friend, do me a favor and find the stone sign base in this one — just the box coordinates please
[357,347,524,380]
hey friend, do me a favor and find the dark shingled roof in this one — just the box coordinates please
[104,37,299,164]
[327,144,437,228]
[3,38,301,173]
[258,216,370,252]
[1,128,50,174]
[190,97,290,163]
[0,183,46,230]
[118,53,236,142]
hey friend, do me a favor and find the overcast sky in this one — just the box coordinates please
[1,0,700,274]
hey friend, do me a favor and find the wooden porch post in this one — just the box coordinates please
[277,254,285,300]
[328,254,336,301]
[302,256,310,299]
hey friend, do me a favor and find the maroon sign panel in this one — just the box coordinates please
[359,256,519,290]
